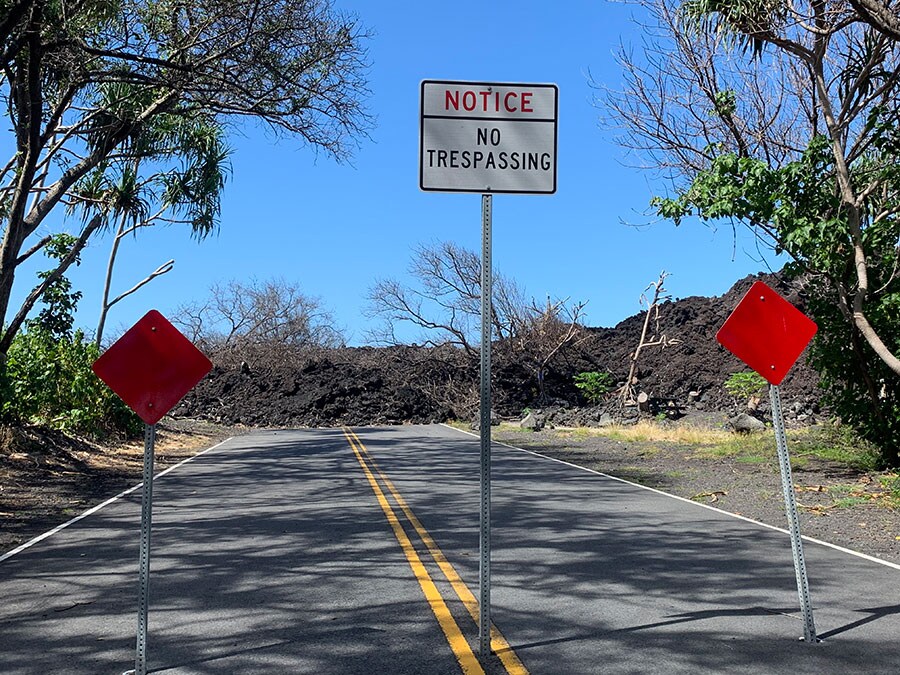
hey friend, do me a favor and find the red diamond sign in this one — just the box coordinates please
[716,281,817,386]
[92,310,212,425]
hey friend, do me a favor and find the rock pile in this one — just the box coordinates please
[176,272,823,428]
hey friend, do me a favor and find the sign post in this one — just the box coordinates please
[478,193,492,657]
[769,382,817,642]
[135,423,156,673]
[92,310,213,674]
[420,79,558,659]
[716,281,818,643]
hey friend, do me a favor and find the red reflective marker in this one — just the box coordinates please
[716,281,817,386]
[92,310,212,425]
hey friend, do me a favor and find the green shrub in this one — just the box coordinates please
[805,277,900,467]
[724,371,768,402]
[573,371,613,404]
[1,326,141,437]
[0,234,141,438]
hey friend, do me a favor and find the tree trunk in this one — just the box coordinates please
[848,0,900,41]
[0,214,102,355]
[811,62,900,378]
[96,216,127,348]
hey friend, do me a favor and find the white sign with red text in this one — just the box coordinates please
[419,80,558,194]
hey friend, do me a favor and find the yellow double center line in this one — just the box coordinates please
[342,428,528,675]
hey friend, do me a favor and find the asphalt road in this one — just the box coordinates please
[2,424,900,674]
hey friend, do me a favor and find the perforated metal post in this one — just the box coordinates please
[479,193,493,659]
[135,423,157,674]
[769,385,817,643]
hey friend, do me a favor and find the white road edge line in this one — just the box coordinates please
[441,423,900,572]
[0,436,234,565]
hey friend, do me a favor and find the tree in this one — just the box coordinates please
[620,271,680,406]
[366,241,531,356]
[0,231,140,436]
[505,296,587,404]
[848,0,900,41]
[367,240,587,403]
[90,119,230,347]
[172,278,345,366]
[605,0,900,463]
[0,0,370,357]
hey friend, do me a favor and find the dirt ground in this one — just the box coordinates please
[0,418,244,554]
[492,424,900,566]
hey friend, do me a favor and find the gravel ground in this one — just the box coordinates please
[491,423,900,566]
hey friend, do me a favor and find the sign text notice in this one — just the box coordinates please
[419,80,558,194]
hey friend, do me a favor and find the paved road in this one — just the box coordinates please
[2,425,900,674]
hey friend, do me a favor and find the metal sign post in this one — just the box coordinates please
[716,282,819,644]
[479,193,493,658]
[769,385,817,643]
[419,80,558,663]
[134,424,157,675]
[93,310,213,675]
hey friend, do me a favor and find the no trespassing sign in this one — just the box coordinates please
[419,80,558,194]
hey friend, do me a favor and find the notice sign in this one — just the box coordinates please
[420,80,558,194]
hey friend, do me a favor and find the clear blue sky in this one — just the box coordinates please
[11,0,781,346]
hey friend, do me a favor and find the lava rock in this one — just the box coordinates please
[519,412,545,431]
[730,413,766,433]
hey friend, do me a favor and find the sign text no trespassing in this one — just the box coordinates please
[419,80,558,194]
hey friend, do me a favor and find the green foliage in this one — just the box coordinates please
[711,89,737,118]
[879,473,900,500]
[573,371,613,404]
[805,282,900,467]
[0,242,140,437]
[1,326,141,437]
[31,234,83,339]
[651,137,844,270]
[699,421,881,472]
[833,495,871,509]
[72,113,231,241]
[653,130,900,466]
[724,371,768,401]
[679,0,788,56]
[792,422,882,472]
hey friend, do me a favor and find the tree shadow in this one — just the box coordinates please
[2,425,899,674]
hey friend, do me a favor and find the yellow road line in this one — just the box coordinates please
[342,429,484,675]
[346,428,529,675]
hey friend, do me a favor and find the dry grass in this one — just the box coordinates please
[505,421,734,446]
[493,418,882,474]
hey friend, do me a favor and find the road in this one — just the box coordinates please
[1,424,900,674]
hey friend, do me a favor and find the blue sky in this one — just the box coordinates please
[10,0,781,346]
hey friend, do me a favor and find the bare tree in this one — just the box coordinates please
[621,271,681,406]
[366,241,530,356]
[368,240,588,403]
[506,296,588,404]
[173,278,345,366]
[0,0,371,357]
